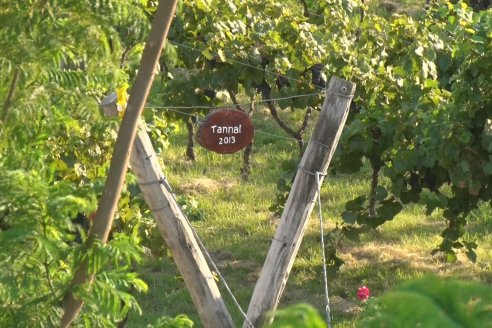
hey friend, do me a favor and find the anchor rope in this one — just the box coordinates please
[315,171,332,328]
[180,204,255,328]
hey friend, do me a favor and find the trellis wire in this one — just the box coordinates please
[144,103,308,146]
[145,90,322,145]
[148,91,323,111]
[253,130,305,144]
[168,40,326,91]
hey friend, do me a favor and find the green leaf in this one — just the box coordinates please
[195,0,211,12]
[374,186,388,201]
[150,314,194,328]
[35,235,61,259]
[483,162,492,175]
[202,49,214,60]
[424,79,439,89]
[342,211,358,224]
[465,249,477,263]
[345,195,367,211]
[343,226,362,242]
[393,66,406,77]
[400,190,420,204]
[338,152,363,174]
[0,228,32,242]
[446,252,457,263]
[131,278,149,293]
[377,199,403,220]
[360,275,492,327]
[265,303,326,328]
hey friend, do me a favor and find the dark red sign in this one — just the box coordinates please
[197,109,254,154]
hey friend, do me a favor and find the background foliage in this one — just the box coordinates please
[155,0,492,266]
[1,0,491,326]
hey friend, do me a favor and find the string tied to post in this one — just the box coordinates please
[139,177,166,186]
[297,165,327,178]
[314,170,332,328]
[181,205,255,328]
[296,165,332,327]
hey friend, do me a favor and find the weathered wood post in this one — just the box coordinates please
[61,1,177,325]
[101,96,235,328]
[244,76,356,327]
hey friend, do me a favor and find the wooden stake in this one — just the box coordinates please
[60,0,177,326]
[101,95,235,328]
[244,76,356,328]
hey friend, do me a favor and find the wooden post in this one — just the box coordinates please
[61,1,177,326]
[244,76,356,328]
[101,96,235,328]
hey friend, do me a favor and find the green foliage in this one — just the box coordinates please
[329,1,492,265]
[151,0,327,134]
[177,195,205,221]
[0,170,93,326]
[265,303,327,328]
[157,0,492,269]
[145,112,181,154]
[360,275,492,327]
[260,1,492,268]
[264,276,492,328]
[0,0,156,326]
[1,0,491,326]
[0,170,148,326]
[148,314,194,328]
[167,0,492,271]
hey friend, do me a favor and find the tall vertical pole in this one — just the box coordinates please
[61,1,177,326]
[244,76,356,327]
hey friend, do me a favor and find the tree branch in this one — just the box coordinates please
[262,91,296,137]
[260,79,308,150]
[41,217,57,298]
[241,143,253,181]
[368,164,380,217]
[227,89,243,112]
[267,101,306,150]
[228,88,255,179]
[247,95,255,116]
[1,67,21,122]
[296,107,312,137]
[299,0,310,17]
[120,46,133,69]
[266,102,296,137]
[185,117,196,161]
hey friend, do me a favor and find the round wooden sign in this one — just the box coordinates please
[197,109,254,154]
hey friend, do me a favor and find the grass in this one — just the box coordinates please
[127,106,492,327]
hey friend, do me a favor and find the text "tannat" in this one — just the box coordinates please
[197,109,254,154]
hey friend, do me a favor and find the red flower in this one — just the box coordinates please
[357,286,370,301]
